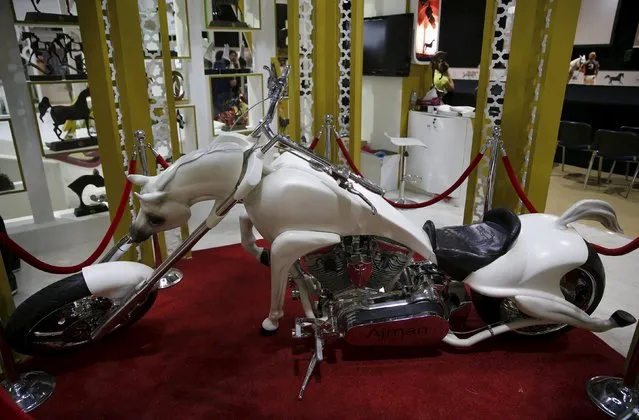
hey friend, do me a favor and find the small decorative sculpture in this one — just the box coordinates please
[20,32,59,80]
[67,169,108,217]
[217,94,249,130]
[52,33,86,79]
[38,88,92,141]
[172,71,185,100]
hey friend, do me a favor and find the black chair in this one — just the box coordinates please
[584,130,639,198]
[557,121,594,172]
[620,126,639,181]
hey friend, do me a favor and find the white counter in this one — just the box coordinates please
[406,110,474,207]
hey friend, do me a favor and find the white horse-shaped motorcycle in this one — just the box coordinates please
[6,66,635,398]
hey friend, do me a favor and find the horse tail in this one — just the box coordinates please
[555,199,623,233]
[38,97,51,122]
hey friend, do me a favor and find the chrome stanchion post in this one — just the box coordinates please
[0,320,55,412]
[483,125,502,216]
[134,130,183,290]
[587,322,639,417]
[324,114,333,161]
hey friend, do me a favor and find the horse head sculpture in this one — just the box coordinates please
[127,133,254,242]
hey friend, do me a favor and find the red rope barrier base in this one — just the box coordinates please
[501,154,639,256]
[0,160,137,274]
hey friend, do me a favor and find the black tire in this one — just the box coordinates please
[471,242,605,336]
[5,272,157,356]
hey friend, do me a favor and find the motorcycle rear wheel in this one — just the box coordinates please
[471,243,605,336]
[5,273,157,356]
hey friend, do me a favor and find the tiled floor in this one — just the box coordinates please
[11,183,639,357]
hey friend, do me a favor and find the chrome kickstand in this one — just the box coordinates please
[298,352,318,400]
[297,322,325,400]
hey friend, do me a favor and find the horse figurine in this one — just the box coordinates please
[568,55,585,81]
[38,88,92,140]
[53,33,85,76]
[604,73,624,85]
[20,32,54,76]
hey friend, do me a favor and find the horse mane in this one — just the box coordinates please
[153,136,249,191]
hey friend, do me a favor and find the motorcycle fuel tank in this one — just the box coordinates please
[243,152,436,262]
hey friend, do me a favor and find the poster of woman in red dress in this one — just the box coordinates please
[414,0,441,63]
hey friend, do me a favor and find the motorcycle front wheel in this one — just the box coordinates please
[471,243,605,336]
[5,273,157,356]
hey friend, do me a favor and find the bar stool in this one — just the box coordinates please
[0,320,55,412]
[587,322,639,417]
[384,133,427,204]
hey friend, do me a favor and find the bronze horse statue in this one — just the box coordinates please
[38,88,92,140]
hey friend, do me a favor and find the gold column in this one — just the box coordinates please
[524,0,582,210]
[349,0,364,168]
[76,0,134,259]
[105,0,157,266]
[287,0,302,142]
[312,0,340,160]
[491,0,581,211]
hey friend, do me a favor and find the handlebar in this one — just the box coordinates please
[248,65,385,199]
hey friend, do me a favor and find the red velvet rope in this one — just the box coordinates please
[0,160,137,274]
[335,136,363,177]
[388,152,485,209]
[155,154,170,170]
[334,136,484,209]
[308,137,320,151]
[501,154,639,256]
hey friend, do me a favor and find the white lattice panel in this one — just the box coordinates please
[137,0,182,253]
[299,0,314,143]
[471,0,516,223]
[337,0,351,134]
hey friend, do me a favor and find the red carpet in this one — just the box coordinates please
[24,244,621,419]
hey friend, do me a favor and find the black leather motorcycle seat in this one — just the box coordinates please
[422,208,521,280]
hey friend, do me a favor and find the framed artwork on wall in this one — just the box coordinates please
[413,0,441,63]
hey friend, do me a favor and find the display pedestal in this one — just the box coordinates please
[74,203,108,218]
[46,137,98,152]
[24,12,78,24]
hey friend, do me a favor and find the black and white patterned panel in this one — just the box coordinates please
[299,0,314,143]
[471,0,516,223]
[337,0,351,135]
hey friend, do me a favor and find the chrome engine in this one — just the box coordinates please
[295,236,463,347]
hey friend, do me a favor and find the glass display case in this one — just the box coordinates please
[209,73,263,136]
[205,0,261,31]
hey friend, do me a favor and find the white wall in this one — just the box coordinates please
[574,0,620,46]
[361,0,406,152]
